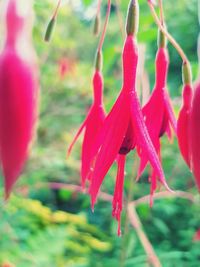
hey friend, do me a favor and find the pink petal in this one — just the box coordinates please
[67,116,88,157]
[89,92,130,209]
[112,154,126,236]
[177,84,192,168]
[163,89,177,135]
[81,105,105,187]
[190,83,200,191]
[0,50,37,198]
[130,91,171,191]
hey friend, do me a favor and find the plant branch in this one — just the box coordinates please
[97,0,111,52]
[115,0,125,39]
[148,1,189,64]
[53,0,62,19]
[158,0,164,25]
[128,202,162,267]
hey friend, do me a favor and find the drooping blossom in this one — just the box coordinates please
[88,0,171,235]
[177,63,193,168]
[67,0,111,187]
[0,0,39,198]
[190,82,200,191]
[67,52,106,187]
[139,30,177,202]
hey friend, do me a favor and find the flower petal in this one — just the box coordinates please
[130,91,171,191]
[112,154,126,236]
[177,84,192,168]
[81,106,105,187]
[89,92,130,208]
[190,83,200,191]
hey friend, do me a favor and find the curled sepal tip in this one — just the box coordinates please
[44,17,56,42]
[126,0,139,36]
[182,62,192,86]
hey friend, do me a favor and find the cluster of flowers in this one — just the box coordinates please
[0,0,199,235]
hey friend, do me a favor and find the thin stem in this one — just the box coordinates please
[97,0,111,52]
[115,0,125,39]
[148,1,189,64]
[128,203,162,267]
[53,0,62,19]
[96,0,102,16]
[158,0,164,25]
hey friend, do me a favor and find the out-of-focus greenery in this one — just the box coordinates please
[0,0,200,266]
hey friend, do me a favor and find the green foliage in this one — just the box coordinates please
[0,0,200,266]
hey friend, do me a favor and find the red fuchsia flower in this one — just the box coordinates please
[177,63,193,169]
[0,0,39,198]
[88,0,171,235]
[193,229,200,241]
[67,51,106,187]
[58,57,75,79]
[67,0,111,187]
[139,30,177,203]
[190,81,200,191]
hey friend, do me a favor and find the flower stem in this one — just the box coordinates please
[97,0,111,52]
[97,0,102,16]
[128,202,162,267]
[53,0,62,19]
[115,0,125,39]
[158,0,164,25]
[148,1,189,64]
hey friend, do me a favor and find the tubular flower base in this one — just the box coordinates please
[140,47,177,202]
[190,82,200,191]
[89,35,171,235]
[67,70,106,187]
[0,0,38,198]
[177,84,193,168]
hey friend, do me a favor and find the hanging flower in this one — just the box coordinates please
[0,0,39,198]
[177,63,193,168]
[139,30,177,202]
[67,52,106,187]
[88,0,171,235]
[190,81,200,191]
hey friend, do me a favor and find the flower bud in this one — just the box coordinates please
[44,17,56,42]
[126,0,139,36]
[93,14,100,36]
[182,61,192,86]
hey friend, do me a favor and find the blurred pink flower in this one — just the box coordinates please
[0,0,39,198]
[190,82,200,191]
[193,229,200,241]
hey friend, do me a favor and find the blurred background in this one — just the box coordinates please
[0,0,200,266]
